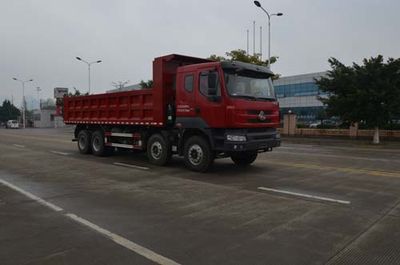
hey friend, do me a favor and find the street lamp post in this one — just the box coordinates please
[76,57,102,94]
[253,1,283,68]
[36,87,41,110]
[12,77,33,129]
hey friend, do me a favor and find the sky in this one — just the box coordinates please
[1,0,400,107]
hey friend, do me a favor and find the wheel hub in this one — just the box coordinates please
[188,144,203,166]
[151,142,163,160]
[79,136,86,149]
[93,136,101,152]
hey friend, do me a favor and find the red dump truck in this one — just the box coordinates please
[63,54,281,172]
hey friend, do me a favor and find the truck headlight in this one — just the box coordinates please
[275,133,281,139]
[226,135,247,142]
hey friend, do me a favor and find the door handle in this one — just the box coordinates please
[195,107,201,114]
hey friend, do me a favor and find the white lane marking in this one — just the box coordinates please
[0,179,63,212]
[0,178,180,265]
[257,187,351,205]
[50,151,70,156]
[113,162,149,170]
[13,144,25,148]
[66,213,180,265]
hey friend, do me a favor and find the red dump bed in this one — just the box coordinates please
[63,89,165,126]
[63,54,211,127]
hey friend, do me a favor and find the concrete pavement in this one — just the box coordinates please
[1,128,400,265]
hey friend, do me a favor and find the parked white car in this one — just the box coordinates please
[6,120,20,129]
[309,121,321,128]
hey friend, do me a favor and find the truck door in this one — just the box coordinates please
[176,73,196,118]
[195,69,226,128]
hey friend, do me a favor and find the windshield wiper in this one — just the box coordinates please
[230,94,257,100]
[256,97,276,102]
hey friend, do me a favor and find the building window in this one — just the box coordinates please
[274,82,321,98]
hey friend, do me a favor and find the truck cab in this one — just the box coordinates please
[174,60,280,170]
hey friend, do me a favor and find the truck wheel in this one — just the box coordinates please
[91,130,112,156]
[184,136,214,172]
[231,151,258,166]
[77,130,91,154]
[147,134,171,166]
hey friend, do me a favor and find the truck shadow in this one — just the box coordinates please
[110,150,271,179]
[168,156,270,178]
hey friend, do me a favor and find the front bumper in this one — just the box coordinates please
[212,128,281,152]
[224,138,280,152]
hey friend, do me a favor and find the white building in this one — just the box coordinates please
[33,109,56,128]
[273,72,328,121]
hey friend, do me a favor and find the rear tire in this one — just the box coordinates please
[91,130,111,156]
[184,136,214,172]
[231,151,258,166]
[147,134,171,166]
[77,130,91,154]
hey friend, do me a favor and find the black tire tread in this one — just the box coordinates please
[146,134,171,166]
[183,136,214,172]
[77,130,92,154]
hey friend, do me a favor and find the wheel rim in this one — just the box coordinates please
[188,144,203,166]
[92,136,101,152]
[79,135,86,150]
[150,141,163,160]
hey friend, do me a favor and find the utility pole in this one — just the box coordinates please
[112,81,130,90]
[260,26,263,60]
[253,21,256,56]
[36,87,41,110]
[246,29,249,55]
[12,77,33,129]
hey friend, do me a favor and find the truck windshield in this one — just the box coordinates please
[224,70,275,100]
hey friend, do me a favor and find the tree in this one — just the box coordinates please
[68,87,88,96]
[315,108,328,128]
[208,49,279,79]
[140,80,153,89]
[0,100,20,122]
[316,55,400,144]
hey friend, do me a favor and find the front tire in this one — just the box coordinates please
[77,130,91,154]
[147,134,171,166]
[231,151,258,166]
[184,136,214,172]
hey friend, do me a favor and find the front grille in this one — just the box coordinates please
[247,128,275,133]
[247,110,272,115]
[252,134,274,140]
[248,118,271,123]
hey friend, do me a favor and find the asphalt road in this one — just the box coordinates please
[1,127,400,265]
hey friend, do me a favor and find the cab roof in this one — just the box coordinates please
[221,61,274,76]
